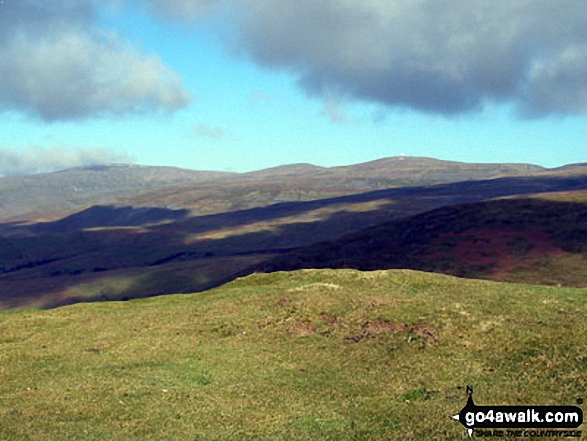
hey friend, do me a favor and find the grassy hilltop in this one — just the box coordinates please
[1,269,585,440]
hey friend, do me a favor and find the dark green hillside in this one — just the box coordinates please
[259,194,587,287]
[0,270,585,440]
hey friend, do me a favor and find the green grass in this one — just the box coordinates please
[1,269,586,440]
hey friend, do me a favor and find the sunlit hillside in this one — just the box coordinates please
[1,269,585,440]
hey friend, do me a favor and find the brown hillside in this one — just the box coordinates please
[258,193,587,287]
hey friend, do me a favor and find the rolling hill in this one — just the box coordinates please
[0,157,558,224]
[113,157,553,216]
[1,157,587,310]
[258,191,587,287]
[2,173,587,310]
[1,157,585,439]
[0,269,585,440]
[0,165,235,222]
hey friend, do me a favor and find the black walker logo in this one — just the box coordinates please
[452,386,583,438]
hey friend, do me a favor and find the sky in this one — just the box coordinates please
[0,1,586,176]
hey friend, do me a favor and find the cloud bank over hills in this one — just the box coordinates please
[0,146,132,176]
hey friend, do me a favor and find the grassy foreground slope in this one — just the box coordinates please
[1,270,586,440]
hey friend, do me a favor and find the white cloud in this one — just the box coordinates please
[248,90,272,107]
[0,146,133,176]
[133,0,222,20]
[0,0,193,121]
[320,91,351,124]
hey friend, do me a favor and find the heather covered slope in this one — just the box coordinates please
[258,192,587,287]
[1,158,587,311]
[3,174,587,310]
[0,269,585,440]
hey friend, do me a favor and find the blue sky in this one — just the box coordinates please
[0,1,586,175]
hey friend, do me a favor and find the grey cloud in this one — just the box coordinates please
[520,45,587,117]
[9,1,586,119]
[149,0,587,117]
[0,0,96,42]
[0,32,192,120]
[0,146,133,176]
[0,0,192,121]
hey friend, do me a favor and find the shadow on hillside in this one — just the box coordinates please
[1,174,587,309]
[29,206,191,233]
[255,197,587,286]
[148,173,587,236]
[7,173,587,236]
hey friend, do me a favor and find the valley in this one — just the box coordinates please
[1,157,586,440]
[1,158,587,310]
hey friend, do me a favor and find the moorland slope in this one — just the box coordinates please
[0,269,585,440]
[2,174,587,310]
[258,192,587,287]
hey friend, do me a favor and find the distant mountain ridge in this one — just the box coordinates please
[1,156,586,310]
[0,165,235,221]
[240,156,546,182]
[0,157,572,223]
[242,163,326,178]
